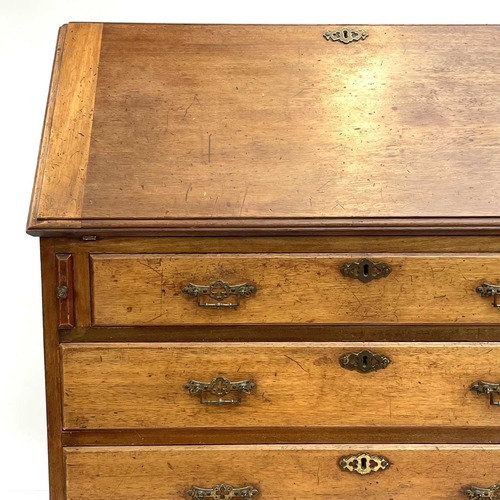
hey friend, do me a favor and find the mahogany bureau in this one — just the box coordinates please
[27,23,500,500]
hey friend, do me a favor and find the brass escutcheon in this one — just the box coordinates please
[339,452,390,475]
[341,259,392,283]
[340,349,391,374]
[187,484,259,499]
[323,27,368,44]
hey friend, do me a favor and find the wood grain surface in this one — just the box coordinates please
[27,24,500,236]
[91,253,500,325]
[55,253,74,328]
[61,426,500,446]
[36,23,103,221]
[40,240,65,500]
[64,444,500,500]
[52,235,500,254]
[61,342,500,429]
[59,324,500,343]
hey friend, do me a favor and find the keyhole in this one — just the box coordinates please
[343,30,349,38]
[360,457,367,470]
[363,263,369,277]
[362,355,368,368]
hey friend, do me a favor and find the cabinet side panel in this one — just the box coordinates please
[41,239,65,500]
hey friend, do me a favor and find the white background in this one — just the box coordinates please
[1,1,499,499]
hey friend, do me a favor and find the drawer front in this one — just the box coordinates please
[61,343,500,430]
[65,444,500,500]
[91,253,500,325]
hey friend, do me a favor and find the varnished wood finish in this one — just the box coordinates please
[61,427,500,446]
[61,342,500,429]
[52,235,500,254]
[27,24,500,499]
[28,25,500,236]
[59,324,500,343]
[27,218,500,237]
[72,252,91,328]
[40,240,65,500]
[55,254,74,328]
[27,25,67,232]
[91,253,500,325]
[64,444,500,500]
[35,23,103,222]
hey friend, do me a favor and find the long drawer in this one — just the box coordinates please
[64,444,500,500]
[90,253,500,325]
[61,342,500,429]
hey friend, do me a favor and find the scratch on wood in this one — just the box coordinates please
[211,196,219,217]
[208,133,212,163]
[239,186,249,216]
[166,108,174,135]
[183,94,201,118]
[284,354,308,374]
[185,183,192,201]
[137,260,162,277]
[317,178,335,192]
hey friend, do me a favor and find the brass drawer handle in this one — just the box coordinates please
[184,376,256,405]
[183,279,256,308]
[188,483,259,499]
[476,283,500,308]
[471,380,500,406]
[341,258,391,283]
[339,452,390,475]
[340,349,391,374]
[464,483,499,499]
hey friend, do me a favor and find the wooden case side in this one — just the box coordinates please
[41,239,65,500]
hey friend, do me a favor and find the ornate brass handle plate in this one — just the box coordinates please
[184,376,256,405]
[323,27,368,44]
[464,483,500,499]
[183,279,256,308]
[471,380,500,406]
[340,349,391,374]
[476,283,500,308]
[341,258,392,283]
[188,483,259,499]
[339,452,390,475]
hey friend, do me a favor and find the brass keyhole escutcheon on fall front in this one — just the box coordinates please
[323,27,368,44]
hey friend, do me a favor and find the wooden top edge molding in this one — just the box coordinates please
[26,216,500,237]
